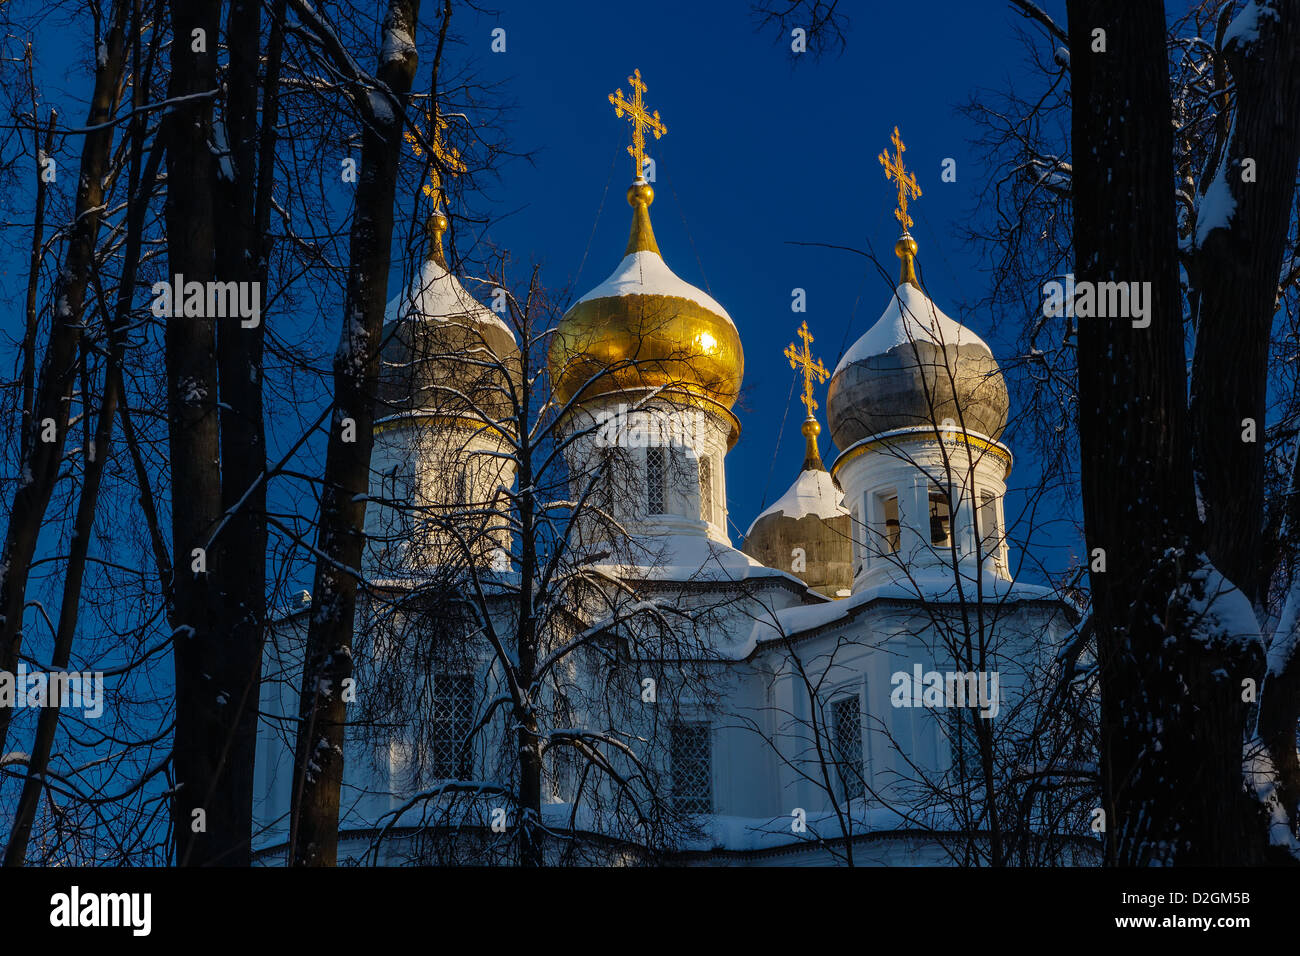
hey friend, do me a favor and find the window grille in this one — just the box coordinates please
[831,695,865,801]
[670,722,712,814]
[646,447,667,514]
[431,673,475,780]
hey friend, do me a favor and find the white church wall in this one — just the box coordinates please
[835,430,1012,591]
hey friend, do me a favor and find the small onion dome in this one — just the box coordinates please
[377,213,521,426]
[548,182,743,409]
[742,417,853,599]
[826,236,1008,451]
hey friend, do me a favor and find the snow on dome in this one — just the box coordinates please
[827,279,1008,449]
[833,281,988,377]
[577,250,735,330]
[377,253,521,424]
[386,256,513,337]
[548,180,743,409]
[745,468,847,536]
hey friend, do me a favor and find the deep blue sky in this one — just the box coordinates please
[452,0,1070,551]
[1,0,1078,584]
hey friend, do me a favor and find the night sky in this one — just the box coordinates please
[451,0,1071,559]
[1,0,1079,583]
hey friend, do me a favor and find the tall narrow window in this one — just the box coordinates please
[882,493,901,553]
[978,491,999,559]
[850,503,862,565]
[831,695,865,801]
[381,462,400,503]
[381,462,414,539]
[550,693,575,800]
[456,468,470,507]
[431,673,475,780]
[594,448,620,513]
[646,447,667,515]
[928,487,951,547]
[948,709,982,783]
[670,721,712,814]
[698,455,714,524]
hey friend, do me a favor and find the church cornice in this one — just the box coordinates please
[830,425,1013,481]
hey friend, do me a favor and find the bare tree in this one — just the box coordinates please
[0,0,130,757]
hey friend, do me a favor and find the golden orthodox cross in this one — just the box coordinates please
[609,69,666,181]
[405,105,466,204]
[878,126,921,233]
[784,320,829,417]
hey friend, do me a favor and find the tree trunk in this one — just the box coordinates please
[164,0,245,866]
[1191,0,1300,607]
[1067,0,1257,865]
[20,111,57,460]
[205,0,271,869]
[1188,0,1300,846]
[289,0,422,866]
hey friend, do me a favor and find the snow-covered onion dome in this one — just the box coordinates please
[826,235,1007,450]
[377,212,521,427]
[548,182,743,413]
[742,416,852,599]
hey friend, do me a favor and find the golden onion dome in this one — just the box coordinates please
[548,182,743,409]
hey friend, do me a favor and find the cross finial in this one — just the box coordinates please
[878,126,921,234]
[405,104,466,207]
[609,68,666,182]
[784,320,829,419]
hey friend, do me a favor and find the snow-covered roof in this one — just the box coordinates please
[309,799,981,861]
[385,257,513,338]
[744,468,848,536]
[737,566,1059,656]
[834,282,989,376]
[596,531,805,587]
[576,250,735,329]
[693,805,965,854]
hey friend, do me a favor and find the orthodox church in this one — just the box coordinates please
[253,73,1086,866]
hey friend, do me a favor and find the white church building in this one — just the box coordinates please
[252,102,1090,866]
